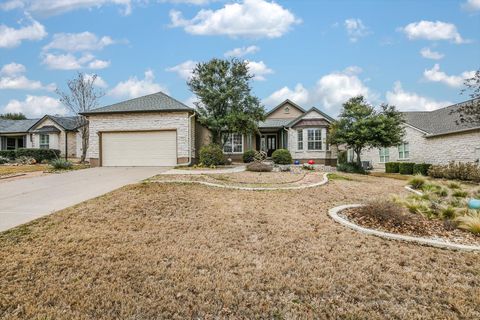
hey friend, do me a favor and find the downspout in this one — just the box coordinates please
[283,127,289,149]
[65,131,68,161]
[178,111,196,167]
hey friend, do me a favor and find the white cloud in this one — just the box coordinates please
[0,17,47,48]
[84,73,108,88]
[108,70,168,99]
[166,60,197,80]
[3,95,67,117]
[1,0,133,16]
[462,0,480,11]
[423,64,475,88]
[0,62,55,91]
[263,66,372,114]
[344,18,370,42]
[224,45,259,57]
[246,60,273,81]
[161,0,210,4]
[41,53,109,70]
[420,47,444,60]
[184,95,199,108]
[43,32,115,52]
[386,81,451,111]
[401,20,467,44]
[169,0,301,38]
[263,84,309,107]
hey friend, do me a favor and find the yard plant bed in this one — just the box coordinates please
[342,206,480,247]
[1,174,479,319]
[210,171,307,184]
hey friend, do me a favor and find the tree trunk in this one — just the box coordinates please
[355,148,362,167]
[81,125,89,163]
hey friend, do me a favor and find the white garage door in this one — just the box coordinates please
[102,131,177,166]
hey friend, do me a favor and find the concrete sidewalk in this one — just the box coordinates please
[0,167,168,232]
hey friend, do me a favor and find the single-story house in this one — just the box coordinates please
[0,115,86,158]
[82,92,338,167]
[357,98,480,169]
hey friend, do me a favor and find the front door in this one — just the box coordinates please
[266,135,277,157]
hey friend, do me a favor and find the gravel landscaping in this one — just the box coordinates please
[1,173,479,319]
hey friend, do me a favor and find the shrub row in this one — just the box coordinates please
[385,161,431,176]
[337,162,366,174]
[0,148,60,162]
[428,161,480,183]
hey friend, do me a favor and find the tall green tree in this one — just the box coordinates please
[329,96,405,167]
[0,112,27,120]
[452,69,480,125]
[187,58,266,145]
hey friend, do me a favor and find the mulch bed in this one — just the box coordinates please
[342,207,480,246]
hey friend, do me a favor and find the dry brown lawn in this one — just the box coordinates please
[1,174,479,319]
[0,164,47,177]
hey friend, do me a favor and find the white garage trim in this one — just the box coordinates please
[99,129,177,167]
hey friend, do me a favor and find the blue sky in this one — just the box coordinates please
[0,0,479,118]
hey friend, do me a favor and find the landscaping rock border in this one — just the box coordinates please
[153,172,330,191]
[404,185,423,195]
[328,204,480,252]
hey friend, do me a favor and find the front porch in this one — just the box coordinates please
[254,129,288,157]
[0,135,27,151]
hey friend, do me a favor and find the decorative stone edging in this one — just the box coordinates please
[328,204,480,252]
[161,165,246,175]
[404,185,423,195]
[152,172,330,191]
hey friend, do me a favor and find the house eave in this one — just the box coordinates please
[425,126,480,138]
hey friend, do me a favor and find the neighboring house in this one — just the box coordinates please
[82,92,196,167]
[223,99,338,165]
[358,99,480,169]
[0,115,86,158]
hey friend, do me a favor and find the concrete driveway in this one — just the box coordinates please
[0,167,169,232]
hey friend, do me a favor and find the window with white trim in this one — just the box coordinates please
[307,128,322,150]
[223,133,243,153]
[398,142,409,160]
[379,147,389,163]
[39,134,49,149]
[297,129,303,150]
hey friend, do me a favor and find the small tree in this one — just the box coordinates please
[56,73,104,162]
[187,58,266,145]
[0,112,27,120]
[329,96,405,167]
[451,69,480,125]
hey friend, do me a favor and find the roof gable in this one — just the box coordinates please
[29,115,85,131]
[288,107,335,127]
[266,99,306,119]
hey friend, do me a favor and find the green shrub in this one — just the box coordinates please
[246,162,273,172]
[337,162,366,174]
[0,156,9,164]
[242,149,256,163]
[15,148,60,162]
[0,150,16,160]
[199,144,225,166]
[413,163,431,176]
[50,159,73,170]
[448,182,461,189]
[385,162,400,173]
[271,149,292,165]
[337,150,347,165]
[408,175,426,189]
[440,206,457,219]
[452,190,468,198]
[428,161,480,182]
[398,162,415,175]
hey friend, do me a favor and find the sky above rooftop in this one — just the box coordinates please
[0,0,479,118]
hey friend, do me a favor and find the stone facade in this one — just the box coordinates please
[359,126,480,169]
[30,118,80,158]
[86,112,194,164]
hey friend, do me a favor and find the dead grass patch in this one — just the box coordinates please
[0,164,47,177]
[0,175,479,319]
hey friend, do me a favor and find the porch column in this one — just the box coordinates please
[321,128,327,150]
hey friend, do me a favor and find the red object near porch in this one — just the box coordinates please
[308,160,315,165]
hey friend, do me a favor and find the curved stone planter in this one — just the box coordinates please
[161,165,246,175]
[328,204,480,252]
[153,173,330,191]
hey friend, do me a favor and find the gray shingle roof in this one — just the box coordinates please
[0,119,38,133]
[402,98,480,137]
[82,91,193,115]
[258,118,293,128]
[33,125,61,133]
[48,115,85,130]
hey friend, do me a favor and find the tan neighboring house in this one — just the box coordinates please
[0,115,86,158]
[222,99,338,165]
[357,99,480,169]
